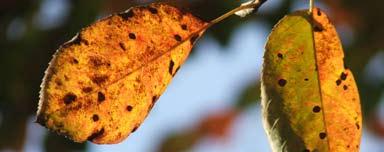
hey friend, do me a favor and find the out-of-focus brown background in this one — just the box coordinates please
[0,0,383,151]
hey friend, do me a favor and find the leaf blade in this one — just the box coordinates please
[312,8,362,151]
[37,3,207,144]
[261,8,362,152]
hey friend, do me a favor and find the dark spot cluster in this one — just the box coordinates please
[336,72,349,90]
[63,92,77,105]
[119,10,134,20]
[98,92,105,102]
[87,128,105,141]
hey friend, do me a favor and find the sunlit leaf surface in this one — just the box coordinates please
[261,8,362,152]
[37,3,207,144]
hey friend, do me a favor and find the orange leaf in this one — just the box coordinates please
[36,3,207,144]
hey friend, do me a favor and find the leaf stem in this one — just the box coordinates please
[207,0,267,28]
[309,0,314,13]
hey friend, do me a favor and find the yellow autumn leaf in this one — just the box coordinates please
[261,8,362,152]
[36,3,207,144]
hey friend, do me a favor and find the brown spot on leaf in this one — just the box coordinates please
[55,78,63,86]
[343,85,348,90]
[169,60,175,75]
[312,106,321,113]
[277,53,283,59]
[63,93,77,105]
[129,33,136,39]
[91,75,109,85]
[119,10,134,20]
[317,9,322,16]
[87,128,105,141]
[174,34,182,41]
[304,78,309,81]
[181,24,187,30]
[89,57,110,68]
[319,132,327,139]
[149,96,159,110]
[82,87,93,93]
[304,149,310,152]
[336,79,342,86]
[131,126,138,133]
[148,7,158,14]
[98,92,105,102]
[356,123,360,130]
[173,66,180,76]
[152,95,159,104]
[119,42,126,51]
[126,105,133,112]
[92,114,99,122]
[64,75,69,81]
[278,79,287,87]
[65,34,89,46]
[340,72,347,80]
[72,58,79,64]
[313,25,323,32]
[71,35,82,45]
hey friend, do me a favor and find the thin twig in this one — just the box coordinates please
[208,0,267,28]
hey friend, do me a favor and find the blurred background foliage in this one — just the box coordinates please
[0,0,383,151]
